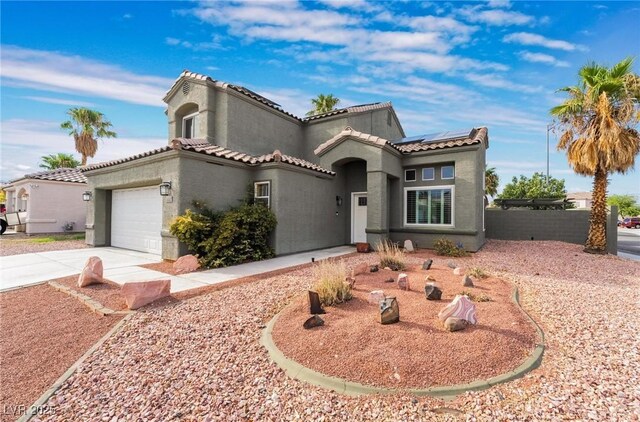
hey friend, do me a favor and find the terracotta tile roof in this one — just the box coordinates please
[304,102,392,121]
[314,127,402,156]
[394,127,488,153]
[82,139,335,175]
[567,192,592,200]
[8,168,87,185]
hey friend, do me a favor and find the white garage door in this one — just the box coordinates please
[111,186,162,255]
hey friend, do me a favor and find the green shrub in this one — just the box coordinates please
[467,267,488,279]
[375,240,407,271]
[169,208,216,257]
[312,259,352,306]
[433,238,469,257]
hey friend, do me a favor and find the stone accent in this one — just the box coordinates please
[424,283,442,301]
[438,295,477,324]
[173,255,200,274]
[404,240,415,252]
[368,290,385,305]
[303,315,324,329]
[121,280,171,310]
[422,259,433,270]
[462,275,474,287]
[397,273,410,291]
[444,317,468,332]
[379,297,399,324]
[78,256,103,288]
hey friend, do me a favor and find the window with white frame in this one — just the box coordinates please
[441,165,455,179]
[254,181,270,207]
[422,167,435,181]
[182,112,198,139]
[404,169,416,182]
[405,186,453,226]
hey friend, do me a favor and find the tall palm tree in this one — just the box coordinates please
[305,94,340,117]
[484,167,499,207]
[39,153,81,170]
[551,57,640,253]
[60,108,117,165]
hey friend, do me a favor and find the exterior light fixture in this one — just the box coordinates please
[336,195,343,207]
[159,181,172,196]
[82,191,92,201]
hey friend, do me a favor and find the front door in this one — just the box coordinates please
[351,192,367,243]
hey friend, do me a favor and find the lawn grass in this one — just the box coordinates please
[29,233,85,243]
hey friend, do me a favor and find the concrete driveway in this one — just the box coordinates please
[0,245,355,293]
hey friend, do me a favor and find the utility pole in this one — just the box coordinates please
[546,123,554,186]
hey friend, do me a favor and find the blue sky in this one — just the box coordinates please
[1,0,639,197]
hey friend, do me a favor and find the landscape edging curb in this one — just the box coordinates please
[17,313,134,422]
[261,286,545,397]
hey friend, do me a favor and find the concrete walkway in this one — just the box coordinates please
[0,246,355,293]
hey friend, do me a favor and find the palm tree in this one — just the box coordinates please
[551,57,640,253]
[305,94,340,117]
[484,167,499,207]
[60,108,117,165]
[39,153,81,170]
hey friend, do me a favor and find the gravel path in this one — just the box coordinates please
[38,240,639,421]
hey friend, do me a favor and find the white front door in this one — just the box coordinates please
[351,192,367,243]
[111,186,163,255]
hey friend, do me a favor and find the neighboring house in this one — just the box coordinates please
[567,192,593,209]
[3,168,87,234]
[83,70,488,259]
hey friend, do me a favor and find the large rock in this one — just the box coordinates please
[356,242,371,253]
[447,261,457,269]
[369,264,379,273]
[462,275,474,287]
[308,290,326,314]
[438,295,477,324]
[368,290,385,304]
[121,280,171,310]
[425,275,436,282]
[422,259,433,270]
[404,240,415,252]
[303,315,324,329]
[78,256,103,287]
[397,273,410,291]
[173,255,200,274]
[424,283,442,300]
[380,297,400,324]
[444,317,468,332]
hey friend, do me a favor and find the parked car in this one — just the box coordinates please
[620,217,640,229]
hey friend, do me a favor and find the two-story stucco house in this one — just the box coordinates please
[82,71,488,260]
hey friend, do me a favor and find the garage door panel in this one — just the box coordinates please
[111,187,162,255]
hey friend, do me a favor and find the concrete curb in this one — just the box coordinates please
[17,313,134,422]
[261,286,545,397]
[48,281,131,316]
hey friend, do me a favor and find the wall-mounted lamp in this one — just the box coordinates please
[336,195,343,207]
[82,191,92,201]
[159,181,172,196]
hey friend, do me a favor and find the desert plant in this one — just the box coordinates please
[467,267,488,279]
[374,240,407,271]
[459,290,492,302]
[433,238,469,257]
[312,259,352,306]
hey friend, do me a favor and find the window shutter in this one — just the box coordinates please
[406,190,416,224]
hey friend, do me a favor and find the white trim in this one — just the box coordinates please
[351,191,367,243]
[404,169,416,182]
[441,165,455,180]
[182,111,198,138]
[403,185,455,227]
[254,181,271,208]
[421,167,435,181]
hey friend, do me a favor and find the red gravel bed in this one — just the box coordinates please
[0,284,122,422]
[139,260,181,275]
[272,263,536,388]
[54,276,128,311]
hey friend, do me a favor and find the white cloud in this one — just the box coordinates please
[518,51,570,67]
[21,96,96,107]
[503,32,588,51]
[464,73,542,93]
[0,46,173,107]
[460,8,535,26]
[164,36,224,51]
[487,0,511,8]
[404,15,479,44]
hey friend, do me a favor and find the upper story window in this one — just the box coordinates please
[254,181,271,208]
[422,167,435,181]
[404,169,416,182]
[441,165,455,180]
[182,112,198,139]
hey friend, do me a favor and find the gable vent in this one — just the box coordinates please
[182,82,190,95]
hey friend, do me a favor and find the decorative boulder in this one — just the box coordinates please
[356,242,371,253]
[397,273,410,291]
[438,295,477,324]
[368,290,385,305]
[78,256,103,287]
[453,267,463,275]
[462,275,474,287]
[380,297,400,324]
[353,263,369,276]
[403,240,415,252]
[308,291,326,314]
[422,259,433,270]
[303,315,325,329]
[424,283,442,301]
[447,261,457,269]
[121,280,171,310]
[384,277,394,283]
[173,254,200,274]
[444,317,468,332]
[425,275,436,282]
[369,264,379,273]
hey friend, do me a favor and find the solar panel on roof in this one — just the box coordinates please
[392,128,473,145]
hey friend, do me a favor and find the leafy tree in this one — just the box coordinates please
[484,167,499,206]
[498,172,567,200]
[305,94,340,116]
[551,57,640,253]
[60,108,117,165]
[39,153,81,170]
[607,194,640,218]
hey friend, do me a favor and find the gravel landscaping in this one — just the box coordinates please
[54,275,128,311]
[0,284,122,422]
[0,233,89,257]
[29,240,640,421]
